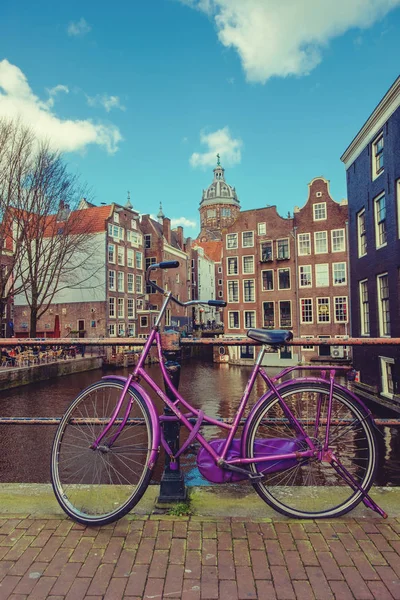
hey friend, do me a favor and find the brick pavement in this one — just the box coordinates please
[0,514,400,599]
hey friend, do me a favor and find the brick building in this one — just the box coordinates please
[13,200,145,339]
[341,76,400,405]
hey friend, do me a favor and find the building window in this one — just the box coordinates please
[109,323,116,337]
[165,310,171,327]
[127,324,135,336]
[377,274,390,336]
[299,265,312,288]
[226,233,238,249]
[118,298,124,318]
[109,270,115,291]
[117,272,124,292]
[301,336,315,351]
[221,207,231,217]
[279,301,291,327]
[127,273,134,293]
[359,279,370,336]
[300,298,313,323]
[243,279,255,302]
[242,255,255,274]
[315,264,329,287]
[263,302,274,328]
[372,134,384,179]
[332,229,345,252]
[228,311,240,329]
[127,249,134,268]
[260,241,273,262]
[226,256,239,275]
[218,266,222,273]
[334,297,348,323]
[313,202,327,221]
[374,194,387,248]
[117,246,124,266]
[136,251,143,269]
[276,238,289,259]
[242,231,254,248]
[136,274,142,294]
[113,212,119,224]
[333,262,347,285]
[218,279,223,285]
[258,222,266,235]
[317,298,330,323]
[140,316,148,328]
[380,357,394,398]
[298,233,311,256]
[118,323,125,336]
[127,298,135,318]
[144,234,151,249]
[262,270,274,291]
[109,297,115,318]
[241,345,255,359]
[108,244,115,263]
[207,209,216,218]
[314,231,328,254]
[357,209,367,257]
[244,311,256,329]
[278,268,290,290]
[228,280,239,303]
[145,257,157,271]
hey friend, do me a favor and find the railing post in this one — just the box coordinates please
[158,330,187,503]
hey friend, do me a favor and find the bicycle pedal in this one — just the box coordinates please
[248,472,265,482]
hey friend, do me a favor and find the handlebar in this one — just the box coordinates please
[145,260,226,308]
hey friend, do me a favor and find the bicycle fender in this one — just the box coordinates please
[241,377,372,457]
[102,375,161,468]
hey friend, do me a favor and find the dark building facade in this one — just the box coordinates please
[341,76,400,405]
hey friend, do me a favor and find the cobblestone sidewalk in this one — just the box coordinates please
[0,514,400,599]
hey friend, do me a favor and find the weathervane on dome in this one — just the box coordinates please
[216,153,221,166]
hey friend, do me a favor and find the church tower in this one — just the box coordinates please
[198,155,240,242]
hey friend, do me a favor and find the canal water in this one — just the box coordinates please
[0,360,399,486]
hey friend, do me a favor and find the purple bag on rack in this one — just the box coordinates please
[197,438,301,484]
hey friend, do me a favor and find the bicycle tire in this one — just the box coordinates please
[244,381,377,519]
[51,380,154,526]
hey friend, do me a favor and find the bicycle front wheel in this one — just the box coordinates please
[51,380,154,526]
[245,382,377,519]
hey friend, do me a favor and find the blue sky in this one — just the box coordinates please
[1,0,400,238]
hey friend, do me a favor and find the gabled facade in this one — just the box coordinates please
[341,76,400,404]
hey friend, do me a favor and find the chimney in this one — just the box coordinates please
[175,226,184,249]
[163,217,171,244]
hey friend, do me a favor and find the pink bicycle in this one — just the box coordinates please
[51,261,386,525]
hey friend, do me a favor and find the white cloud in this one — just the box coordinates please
[46,84,69,108]
[67,17,92,37]
[190,126,242,168]
[171,217,197,229]
[0,60,122,154]
[180,0,400,83]
[87,94,126,112]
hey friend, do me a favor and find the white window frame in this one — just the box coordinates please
[109,297,115,318]
[377,273,390,337]
[331,229,345,253]
[227,256,238,275]
[144,234,151,249]
[300,298,313,324]
[127,249,134,268]
[379,356,395,398]
[242,231,254,248]
[357,209,367,257]
[127,298,135,319]
[227,280,239,303]
[242,255,255,275]
[315,263,329,287]
[117,271,124,292]
[262,301,275,328]
[313,202,327,221]
[316,297,330,323]
[108,243,115,264]
[258,222,266,235]
[277,268,291,290]
[117,246,124,266]
[260,240,273,262]
[374,193,387,249]
[314,231,328,254]
[299,265,312,288]
[333,296,348,323]
[279,300,292,328]
[261,269,274,292]
[332,262,347,286]
[140,316,148,328]
[301,336,315,351]
[118,323,125,337]
[136,251,143,270]
[109,323,116,337]
[244,310,256,329]
[298,233,311,256]
[109,269,116,291]
[136,274,142,294]
[117,298,124,318]
[372,133,384,180]
[276,238,290,260]
[359,279,370,336]
[127,273,134,293]
[228,311,240,329]
[226,233,238,249]
[243,279,255,303]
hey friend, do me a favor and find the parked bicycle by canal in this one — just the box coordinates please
[50,261,386,525]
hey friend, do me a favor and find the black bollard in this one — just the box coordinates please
[158,331,187,503]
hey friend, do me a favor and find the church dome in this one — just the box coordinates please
[200,162,240,208]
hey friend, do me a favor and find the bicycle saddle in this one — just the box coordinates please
[247,329,293,346]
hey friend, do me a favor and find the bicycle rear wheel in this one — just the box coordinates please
[51,380,154,526]
[245,382,377,518]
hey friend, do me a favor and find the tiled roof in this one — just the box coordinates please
[44,205,112,236]
[195,240,222,262]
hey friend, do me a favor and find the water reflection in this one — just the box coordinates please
[0,360,398,486]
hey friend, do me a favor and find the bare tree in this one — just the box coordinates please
[0,117,102,337]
